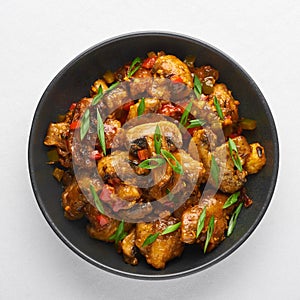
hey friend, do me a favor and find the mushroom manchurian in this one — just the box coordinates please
[44,51,266,269]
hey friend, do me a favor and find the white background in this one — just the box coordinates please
[1,0,299,299]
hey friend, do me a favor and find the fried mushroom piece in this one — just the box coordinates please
[97,150,148,187]
[84,204,120,242]
[135,217,184,269]
[61,179,88,220]
[103,118,121,150]
[90,79,108,97]
[127,98,161,120]
[244,143,266,174]
[188,128,217,182]
[193,65,219,95]
[121,228,138,265]
[209,83,240,125]
[149,149,205,201]
[181,192,238,252]
[213,136,250,194]
[152,55,193,88]
[44,122,71,168]
[84,204,132,243]
[44,122,70,149]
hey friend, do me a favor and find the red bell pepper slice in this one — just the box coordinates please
[142,56,157,69]
[69,120,80,129]
[137,149,149,161]
[96,214,109,226]
[170,75,184,83]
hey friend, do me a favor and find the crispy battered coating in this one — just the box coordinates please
[213,136,250,194]
[244,143,266,174]
[135,217,184,269]
[181,192,238,252]
[152,55,193,88]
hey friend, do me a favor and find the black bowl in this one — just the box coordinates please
[28,32,279,279]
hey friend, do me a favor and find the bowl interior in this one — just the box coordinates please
[28,32,279,279]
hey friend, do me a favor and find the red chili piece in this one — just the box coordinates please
[122,100,135,111]
[170,75,184,83]
[69,120,80,129]
[90,150,103,160]
[137,149,149,161]
[142,56,157,69]
[96,214,109,226]
[69,102,77,111]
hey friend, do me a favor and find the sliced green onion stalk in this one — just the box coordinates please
[137,97,145,117]
[142,222,181,247]
[193,74,202,98]
[127,57,141,78]
[154,124,162,154]
[227,203,243,236]
[213,96,224,120]
[180,101,193,127]
[80,108,90,140]
[92,85,103,105]
[210,155,220,186]
[106,81,120,92]
[161,222,181,235]
[97,108,106,156]
[138,157,166,169]
[89,184,105,214]
[223,191,240,209]
[109,220,127,245]
[204,215,215,253]
[161,149,184,175]
[186,118,206,129]
[228,138,243,172]
[196,207,206,238]
[142,232,160,247]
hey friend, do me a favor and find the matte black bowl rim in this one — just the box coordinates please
[28,31,279,280]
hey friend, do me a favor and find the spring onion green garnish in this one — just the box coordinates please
[89,184,105,214]
[204,215,215,253]
[186,118,206,129]
[97,108,106,156]
[142,233,160,247]
[106,81,120,92]
[223,191,240,209]
[227,203,243,236]
[161,149,184,175]
[92,85,103,105]
[228,138,243,172]
[109,220,127,245]
[210,155,220,185]
[127,57,141,78]
[138,157,166,169]
[180,101,193,127]
[166,188,174,201]
[162,222,182,235]
[137,97,145,117]
[196,206,206,238]
[213,96,224,120]
[80,108,90,140]
[142,222,182,247]
[154,124,162,154]
[193,74,202,98]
